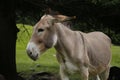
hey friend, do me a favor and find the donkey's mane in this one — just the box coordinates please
[44,8,73,29]
[62,21,72,29]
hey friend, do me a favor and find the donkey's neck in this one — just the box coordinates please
[54,23,75,58]
[55,23,74,41]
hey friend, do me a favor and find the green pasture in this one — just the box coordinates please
[16,24,120,78]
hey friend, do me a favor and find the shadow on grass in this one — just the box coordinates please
[17,63,80,80]
[17,63,59,78]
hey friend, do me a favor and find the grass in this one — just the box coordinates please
[16,48,59,78]
[16,24,33,49]
[16,24,120,79]
[111,45,120,67]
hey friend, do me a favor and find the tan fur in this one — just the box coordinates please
[26,14,111,80]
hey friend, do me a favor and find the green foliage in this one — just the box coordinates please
[111,45,120,67]
[16,24,33,49]
[110,31,120,45]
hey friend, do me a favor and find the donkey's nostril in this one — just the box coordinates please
[29,52,32,55]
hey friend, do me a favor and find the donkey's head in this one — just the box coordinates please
[26,14,75,60]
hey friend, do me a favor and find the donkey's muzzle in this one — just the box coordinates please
[26,42,40,61]
[26,49,39,61]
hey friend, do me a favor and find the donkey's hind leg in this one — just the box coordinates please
[99,67,110,80]
[90,75,100,80]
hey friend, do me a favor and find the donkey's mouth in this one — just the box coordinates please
[29,53,39,61]
[26,42,40,61]
[26,49,39,61]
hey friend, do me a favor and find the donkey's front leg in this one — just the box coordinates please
[80,66,89,80]
[60,65,69,80]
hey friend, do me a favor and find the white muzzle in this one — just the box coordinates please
[26,42,40,61]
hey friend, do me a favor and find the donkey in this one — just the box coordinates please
[26,14,111,80]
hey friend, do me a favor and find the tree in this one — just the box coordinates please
[0,0,18,80]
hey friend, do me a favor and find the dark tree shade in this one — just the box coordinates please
[0,0,18,80]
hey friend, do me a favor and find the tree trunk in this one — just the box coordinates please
[0,0,18,80]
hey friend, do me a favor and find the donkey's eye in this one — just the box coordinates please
[38,29,44,32]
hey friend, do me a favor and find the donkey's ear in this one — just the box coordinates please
[49,19,59,26]
[54,15,76,22]
[47,19,59,26]
[52,19,59,23]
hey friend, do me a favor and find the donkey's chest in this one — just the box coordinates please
[57,51,80,73]
[64,59,79,74]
